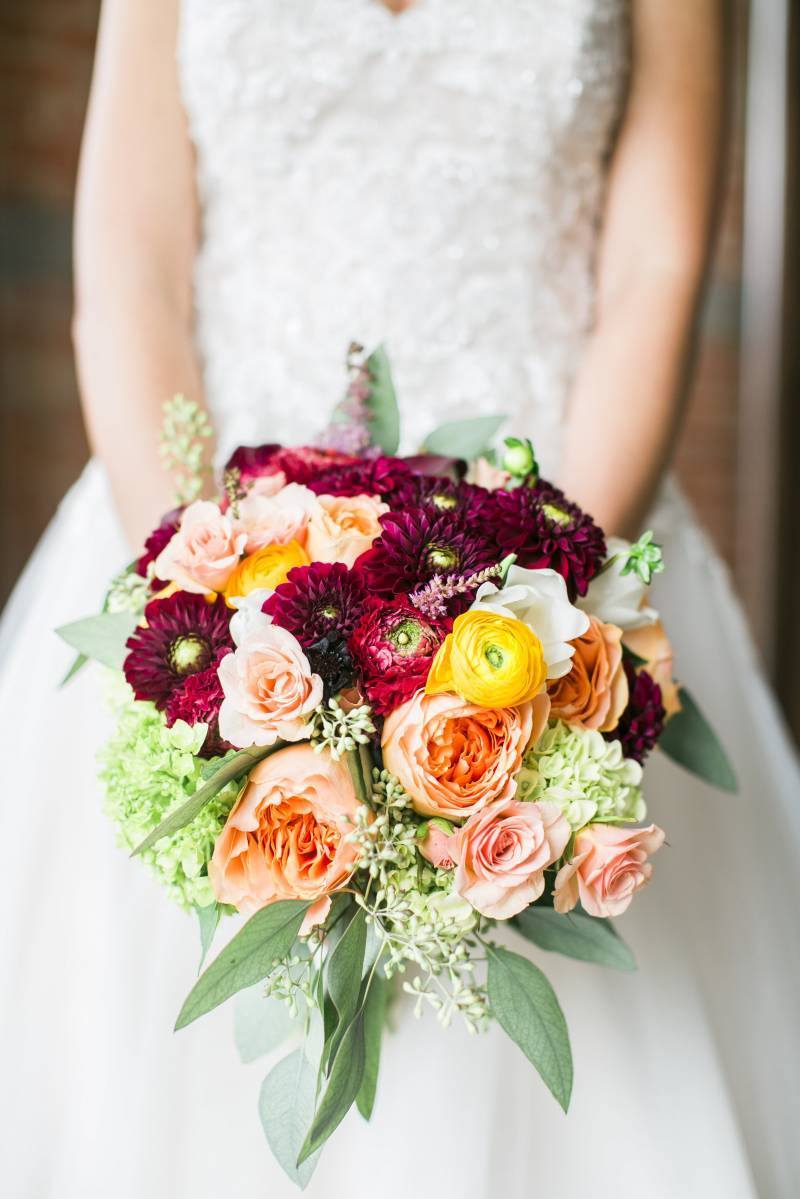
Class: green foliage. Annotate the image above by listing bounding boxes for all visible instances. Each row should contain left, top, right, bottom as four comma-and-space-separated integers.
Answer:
513, 906, 636, 972
486, 943, 573, 1112
195, 902, 223, 972
659, 686, 738, 793
259, 1048, 323, 1189
364, 345, 400, 455
159, 393, 213, 505
297, 1004, 367, 1166
175, 899, 312, 1030
356, 974, 389, 1121
423, 414, 507, 460
56, 611, 139, 671
235, 985, 301, 1064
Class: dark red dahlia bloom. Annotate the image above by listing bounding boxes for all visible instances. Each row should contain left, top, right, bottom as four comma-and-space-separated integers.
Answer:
349, 597, 449, 715
354, 508, 496, 607
164, 652, 231, 758
478, 481, 606, 599
606, 663, 666, 764
262, 562, 367, 648
306, 455, 416, 502
123, 592, 233, 709
224, 444, 357, 487
136, 509, 182, 585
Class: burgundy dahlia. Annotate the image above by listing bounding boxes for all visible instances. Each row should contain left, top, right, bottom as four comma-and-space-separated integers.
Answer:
224, 443, 358, 488
262, 562, 367, 648
349, 597, 449, 715
164, 652, 231, 758
136, 509, 182, 586
480, 481, 606, 599
354, 508, 496, 608
306, 455, 416, 503
123, 592, 233, 709
606, 663, 666, 764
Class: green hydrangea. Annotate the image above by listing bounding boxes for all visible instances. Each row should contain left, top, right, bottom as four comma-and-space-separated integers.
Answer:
516, 720, 645, 830
99, 680, 238, 908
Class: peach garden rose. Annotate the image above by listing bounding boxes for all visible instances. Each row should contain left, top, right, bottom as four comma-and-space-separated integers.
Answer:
553, 822, 666, 918
209, 744, 360, 930
381, 688, 550, 820
234, 483, 319, 554
448, 799, 571, 919
547, 614, 628, 732
305, 493, 389, 568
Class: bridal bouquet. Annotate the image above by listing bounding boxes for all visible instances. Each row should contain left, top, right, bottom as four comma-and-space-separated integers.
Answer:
58, 346, 735, 1186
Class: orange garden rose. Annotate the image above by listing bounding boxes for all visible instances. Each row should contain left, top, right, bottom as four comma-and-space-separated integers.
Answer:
305, 493, 389, 568
426, 610, 548, 709
547, 615, 628, 732
223, 540, 310, 605
209, 744, 361, 929
382, 689, 550, 820
622, 620, 681, 717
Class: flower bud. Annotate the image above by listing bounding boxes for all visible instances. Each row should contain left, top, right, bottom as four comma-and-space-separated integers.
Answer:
501, 437, 539, 482
416, 817, 457, 869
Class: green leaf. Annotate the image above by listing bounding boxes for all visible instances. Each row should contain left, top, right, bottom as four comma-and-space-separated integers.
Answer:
658, 686, 738, 793
297, 1008, 366, 1166
365, 345, 400, 455
356, 975, 389, 1121
486, 944, 573, 1112
175, 900, 311, 1030
195, 901, 223, 973
235, 985, 301, 1064
327, 907, 367, 1031
259, 1048, 323, 1189
132, 743, 282, 856
513, 906, 636, 972
55, 610, 140, 670
423, 414, 507, 461
59, 652, 88, 687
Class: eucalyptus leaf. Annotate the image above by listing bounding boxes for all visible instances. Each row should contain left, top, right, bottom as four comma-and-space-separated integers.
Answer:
195, 901, 223, 973
423, 414, 507, 461
486, 944, 573, 1112
55, 610, 140, 670
356, 975, 389, 1121
658, 686, 738, 793
132, 742, 283, 856
297, 1008, 366, 1166
327, 907, 367, 1031
513, 906, 636, 972
259, 1048, 323, 1189
59, 653, 88, 688
175, 900, 311, 1030
235, 985, 301, 1063
365, 345, 400, 455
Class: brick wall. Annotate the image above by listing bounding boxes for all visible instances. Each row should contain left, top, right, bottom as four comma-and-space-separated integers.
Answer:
1, 0, 745, 605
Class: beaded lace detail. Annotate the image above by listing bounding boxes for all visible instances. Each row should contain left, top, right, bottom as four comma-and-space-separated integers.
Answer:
178, 0, 629, 471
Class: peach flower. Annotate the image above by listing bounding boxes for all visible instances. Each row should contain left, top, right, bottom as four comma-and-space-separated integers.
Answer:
381, 689, 550, 821
466, 457, 511, 491
553, 822, 666, 918
547, 615, 628, 732
234, 483, 319, 554
417, 818, 457, 869
248, 471, 288, 498
209, 744, 360, 930
218, 622, 323, 748
623, 620, 681, 718
449, 799, 570, 919
154, 500, 247, 594
306, 493, 389, 568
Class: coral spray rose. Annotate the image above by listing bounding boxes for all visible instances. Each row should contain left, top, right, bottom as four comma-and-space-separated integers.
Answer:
449, 799, 570, 919
547, 615, 629, 732
223, 541, 310, 605
233, 483, 319, 554
217, 623, 323, 747
382, 689, 549, 820
154, 500, 247, 594
426, 610, 547, 709
209, 744, 360, 929
553, 822, 666, 918
306, 494, 389, 568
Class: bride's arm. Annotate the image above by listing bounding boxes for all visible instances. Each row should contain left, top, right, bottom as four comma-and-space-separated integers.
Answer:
559, 0, 729, 538
72, 0, 210, 550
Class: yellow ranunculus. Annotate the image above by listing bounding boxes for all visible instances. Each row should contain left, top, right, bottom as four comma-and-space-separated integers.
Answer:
223, 540, 309, 606
425, 610, 547, 709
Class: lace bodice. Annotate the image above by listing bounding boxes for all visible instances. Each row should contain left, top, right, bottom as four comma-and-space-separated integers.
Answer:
178, 0, 629, 472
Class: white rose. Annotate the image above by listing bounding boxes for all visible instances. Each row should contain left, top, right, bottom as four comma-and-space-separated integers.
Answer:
579, 537, 658, 630
470, 566, 590, 680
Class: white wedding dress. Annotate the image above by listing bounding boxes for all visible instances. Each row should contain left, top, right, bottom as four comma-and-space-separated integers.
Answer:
2, 2, 799, 1195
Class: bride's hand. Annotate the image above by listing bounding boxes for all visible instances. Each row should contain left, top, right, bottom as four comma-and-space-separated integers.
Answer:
72, 0, 214, 552
559, 0, 729, 539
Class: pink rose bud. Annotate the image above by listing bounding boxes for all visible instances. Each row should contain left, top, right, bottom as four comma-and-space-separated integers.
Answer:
417, 818, 456, 869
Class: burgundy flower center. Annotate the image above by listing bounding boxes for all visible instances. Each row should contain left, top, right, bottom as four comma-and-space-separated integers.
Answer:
426, 543, 459, 570
431, 493, 457, 511
319, 603, 340, 620
168, 634, 212, 677
540, 502, 571, 527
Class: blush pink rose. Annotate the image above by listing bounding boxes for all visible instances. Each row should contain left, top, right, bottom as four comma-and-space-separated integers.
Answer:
234, 483, 319, 554
553, 822, 666, 918
209, 744, 360, 929
381, 689, 549, 821
154, 500, 247, 594
417, 818, 457, 869
218, 623, 323, 747
448, 800, 570, 919
306, 493, 389, 568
